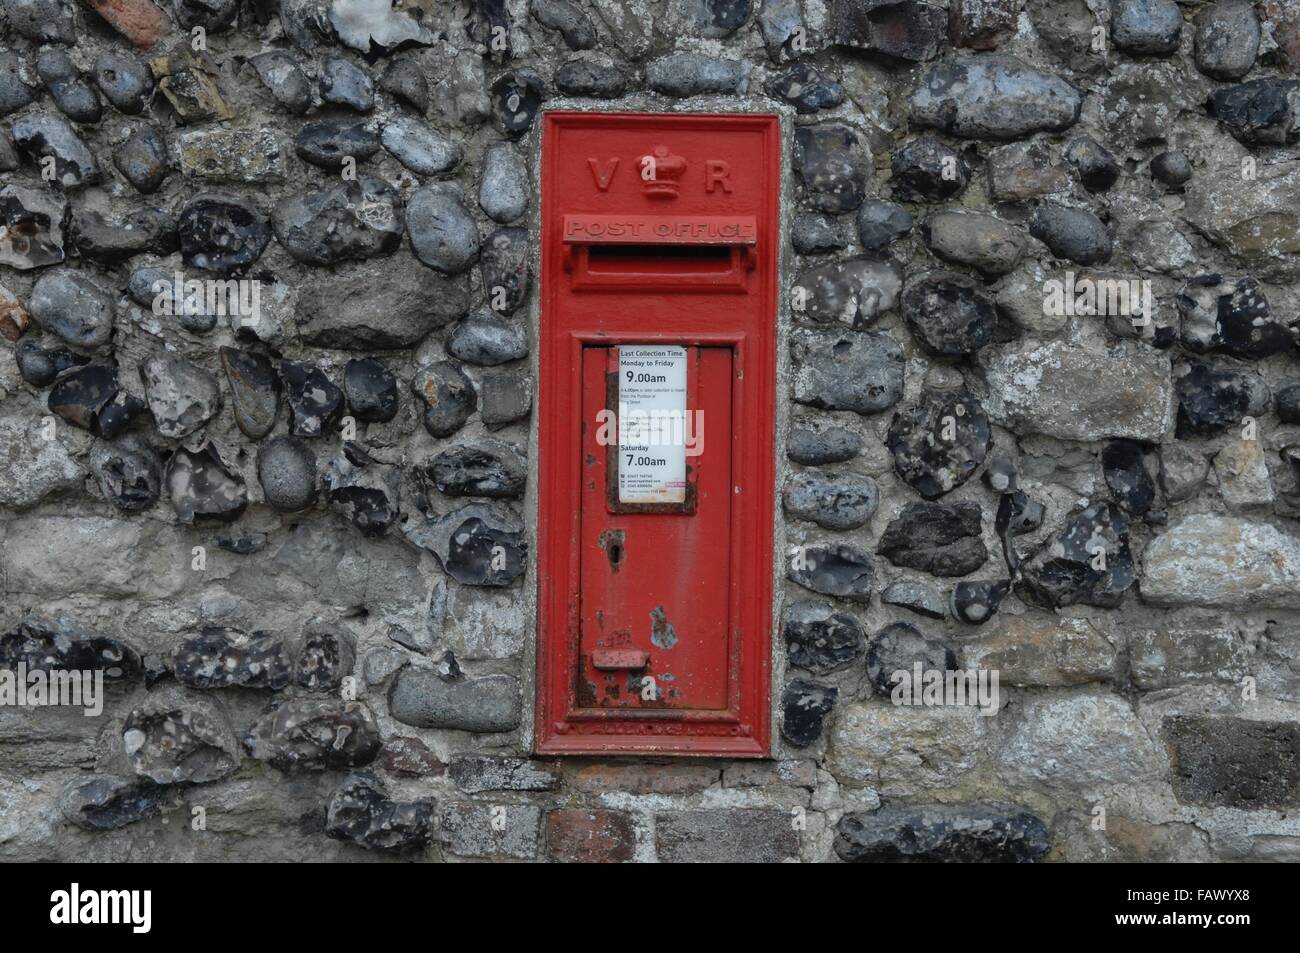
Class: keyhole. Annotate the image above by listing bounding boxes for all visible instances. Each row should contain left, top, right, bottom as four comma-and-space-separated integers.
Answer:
607, 542, 623, 567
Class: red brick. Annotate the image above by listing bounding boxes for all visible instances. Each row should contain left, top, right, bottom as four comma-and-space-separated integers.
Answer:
381, 736, 445, 777
547, 809, 636, 863
1262, 0, 1300, 66
570, 762, 719, 794
84, 0, 168, 49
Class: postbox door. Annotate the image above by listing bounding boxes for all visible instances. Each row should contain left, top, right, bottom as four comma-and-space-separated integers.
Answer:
578, 345, 734, 711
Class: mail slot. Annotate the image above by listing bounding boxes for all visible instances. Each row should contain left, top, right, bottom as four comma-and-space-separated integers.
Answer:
536, 112, 779, 757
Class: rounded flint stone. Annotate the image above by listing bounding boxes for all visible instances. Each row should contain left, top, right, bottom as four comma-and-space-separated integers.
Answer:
480, 227, 531, 316
1029, 202, 1113, 265
793, 123, 870, 213
258, 435, 318, 512
273, 178, 405, 266
344, 358, 399, 423
555, 58, 628, 98
296, 119, 380, 169
405, 502, 527, 586
29, 269, 115, 350
857, 199, 914, 250
783, 471, 880, 530
388, 668, 521, 732
491, 69, 544, 138
61, 775, 166, 831
11, 114, 102, 188
0, 52, 36, 117
1111, 0, 1183, 56
296, 623, 357, 692
94, 50, 153, 114
379, 57, 430, 113
320, 54, 375, 112
179, 193, 272, 274
381, 116, 462, 176
1194, 0, 1261, 81
646, 52, 751, 97
411, 360, 477, 437
901, 272, 997, 356
909, 56, 1083, 140
787, 542, 875, 602
793, 258, 903, 329
866, 622, 957, 694
791, 328, 904, 415
479, 142, 529, 223
447, 309, 528, 366
408, 184, 480, 274
950, 579, 1010, 625
17, 339, 90, 388
788, 425, 863, 465
37, 49, 102, 124
886, 390, 992, 499
219, 346, 280, 439
114, 124, 169, 194
249, 50, 312, 115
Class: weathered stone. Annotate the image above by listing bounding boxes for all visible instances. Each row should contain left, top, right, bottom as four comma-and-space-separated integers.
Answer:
0, 186, 67, 270
4, 0, 77, 43
1111, 0, 1183, 56
171, 0, 236, 31
343, 358, 399, 423
325, 772, 433, 852
178, 193, 271, 274
244, 699, 382, 771
1151, 150, 1193, 189
793, 258, 902, 329
790, 328, 904, 415
91, 434, 162, 512
1163, 715, 1300, 809
857, 200, 915, 252
48, 365, 146, 437
219, 347, 279, 439
548, 808, 635, 863
319, 54, 374, 112
381, 736, 444, 776
449, 754, 558, 793
479, 143, 528, 223
273, 178, 404, 266
656, 810, 799, 862
408, 184, 480, 274
1, 616, 141, 681
0, 52, 36, 118
781, 679, 838, 746
830, 0, 948, 61
280, 359, 343, 438
783, 599, 867, 674
784, 470, 879, 530
1128, 620, 1245, 690
379, 56, 429, 112
321, 442, 401, 536
646, 53, 750, 96
886, 390, 991, 499
166, 442, 248, 524
1016, 502, 1136, 609
382, 117, 461, 176
866, 621, 957, 694
1029, 202, 1112, 265
175, 626, 292, 690
411, 361, 477, 437
141, 354, 221, 439
878, 501, 987, 575
788, 425, 862, 465
329, 0, 436, 54
1158, 442, 1209, 503
447, 309, 528, 366
71, 206, 177, 264
791, 213, 851, 254
29, 269, 114, 350
295, 120, 379, 170
1177, 276, 1292, 359
909, 56, 1083, 139
249, 50, 312, 115
93, 49, 153, 115
1174, 361, 1268, 436
757, 0, 805, 61
836, 803, 1051, 862
1064, 135, 1121, 193
296, 259, 468, 349
881, 580, 947, 618
891, 136, 969, 201
404, 503, 527, 587
554, 58, 628, 98
481, 371, 532, 429
829, 702, 988, 791
965, 614, 1117, 686
901, 272, 997, 355
388, 668, 521, 732
1214, 437, 1274, 509
923, 211, 1026, 277
123, 690, 240, 785
950, 578, 1009, 625
439, 801, 539, 858
794, 124, 870, 213
10, 114, 101, 188
982, 336, 1174, 441
257, 435, 317, 512
949, 0, 1018, 50
531, 0, 597, 47
1208, 79, 1300, 145
1142, 515, 1300, 608
60, 775, 165, 831
787, 542, 875, 602
151, 53, 233, 124
986, 141, 1070, 201
480, 227, 531, 316
427, 442, 526, 499
1102, 440, 1155, 515
295, 623, 356, 692
766, 62, 845, 113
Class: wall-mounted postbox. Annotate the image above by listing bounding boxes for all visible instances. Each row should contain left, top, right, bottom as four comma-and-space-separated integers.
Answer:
536, 112, 780, 757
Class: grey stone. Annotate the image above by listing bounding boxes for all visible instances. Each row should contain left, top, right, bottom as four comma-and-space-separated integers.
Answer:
219, 346, 280, 439
1174, 361, 1268, 436
166, 442, 248, 523
491, 69, 544, 139
787, 542, 875, 602
4, 0, 77, 43
329, 0, 436, 54
257, 435, 318, 512
790, 328, 905, 415
0, 185, 67, 269
428, 442, 527, 498
0, 52, 37, 117
881, 580, 947, 618
757, 0, 804, 61
836, 804, 1050, 862
321, 442, 402, 536
867, 621, 957, 694
531, 0, 597, 48
320, 54, 375, 111
70, 206, 177, 265
411, 361, 477, 437
381, 117, 462, 176
783, 599, 867, 674
60, 775, 166, 831
1176, 275, 1292, 359
244, 699, 382, 771
901, 272, 997, 355
388, 668, 521, 732
1151, 150, 1193, 189
480, 226, 531, 316
891, 136, 969, 201
1158, 442, 1209, 503
91, 434, 162, 513
923, 211, 1026, 277
479, 142, 529, 223
793, 258, 903, 329
794, 123, 871, 213
554, 58, 628, 98
1141, 515, 1300, 608
830, 0, 948, 60
791, 213, 851, 254
986, 141, 1070, 201
1111, 0, 1183, 56
379, 57, 429, 112
857, 200, 914, 250
767, 62, 845, 113
1016, 502, 1136, 609
343, 358, 399, 423
439, 801, 539, 858
171, 0, 237, 31
122, 688, 241, 785
249, 50, 312, 115
449, 754, 559, 793
114, 124, 169, 194
783, 470, 880, 530
295, 119, 380, 170
37, 48, 102, 123
1029, 202, 1113, 265
656, 810, 799, 862
781, 679, 838, 746
909, 56, 1083, 139
29, 269, 114, 350
481, 371, 533, 429
273, 178, 404, 266
10, 113, 101, 188
1163, 716, 1300, 809
403, 503, 527, 586
788, 426, 863, 465
296, 622, 356, 691
296, 258, 468, 349
447, 309, 528, 366
408, 184, 480, 274
646, 52, 750, 96
141, 354, 221, 439
280, 359, 344, 438
13, 339, 87, 387
178, 192, 271, 274
1208, 79, 1300, 146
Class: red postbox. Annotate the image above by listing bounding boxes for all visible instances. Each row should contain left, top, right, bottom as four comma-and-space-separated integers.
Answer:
536, 112, 780, 756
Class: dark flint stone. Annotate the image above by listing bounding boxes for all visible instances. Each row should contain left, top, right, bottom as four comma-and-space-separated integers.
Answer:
272, 178, 405, 266
61, 775, 166, 831
325, 772, 433, 852
794, 123, 870, 213
447, 309, 528, 366
1102, 440, 1155, 515
15, 338, 89, 387
411, 361, 477, 437
878, 501, 987, 576
257, 435, 318, 512
166, 443, 249, 524
532, 0, 598, 47
47, 366, 144, 437
1175, 362, 1269, 437
857, 199, 914, 250
92, 435, 162, 513
216, 532, 267, 555
322, 442, 401, 537
787, 542, 875, 602
295, 120, 381, 169
491, 69, 544, 138
886, 389, 992, 499
781, 679, 838, 747
790, 328, 905, 415
480, 227, 531, 316
1064, 136, 1121, 192
320, 54, 375, 111
783, 470, 880, 530
379, 57, 430, 112
427, 443, 527, 499
219, 347, 280, 439
1276, 382, 1300, 424
950, 579, 1010, 625
244, 699, 382, 771
114, 124, 169, 194
1177, 275, 1293, 359
835, 804, 1051, 862
830, 0, 948, 61
178, 193, 271, 274
995, 489, 1045, 574
1015, 501, 1135, 609
791, 213, 852, 254
249, 50, 312, 115
37, 49, 102, 123
766, 63, 845, 113
891, 136, 969, 201
787, 426, 863, 465
280, 359, 344, 438
866, 621, 957, 693
344, 358, 399, 423
1, 617, 141, 681
175, 626, 292, 690
794, 258, 904, 329
554, 59, 628, 98
881, 580, 947, 618
1207, 79, 1300, 145
29, 268, 114, 349
296, 623, 356, 691
11, 114, 102, 188
0, 185, 67, 269
71, 206, 178, 265
1150, 150, 1192, 189
404, 502, 527, 586
1029, 202, 1112, 265
901, 272, 996, 356
783, 600, 867, 674
123, 692, 239, 784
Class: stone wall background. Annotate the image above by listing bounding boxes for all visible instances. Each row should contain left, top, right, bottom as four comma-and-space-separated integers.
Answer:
1, 0, 1300, 862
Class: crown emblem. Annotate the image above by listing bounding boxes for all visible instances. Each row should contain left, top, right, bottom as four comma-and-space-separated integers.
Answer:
641, 145, 687, 199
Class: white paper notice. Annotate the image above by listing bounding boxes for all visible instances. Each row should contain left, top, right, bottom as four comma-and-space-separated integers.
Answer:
618, 345, 687, 504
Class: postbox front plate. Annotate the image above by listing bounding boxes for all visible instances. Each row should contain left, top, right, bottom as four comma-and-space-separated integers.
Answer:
536, 112, 779, 757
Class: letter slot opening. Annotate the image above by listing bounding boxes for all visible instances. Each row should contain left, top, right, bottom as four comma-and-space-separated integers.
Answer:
585, 243, 736, 275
